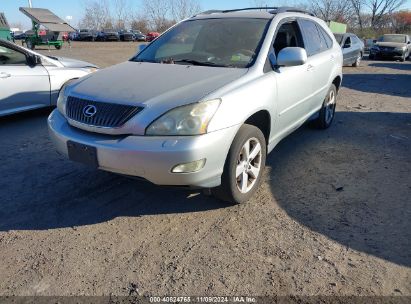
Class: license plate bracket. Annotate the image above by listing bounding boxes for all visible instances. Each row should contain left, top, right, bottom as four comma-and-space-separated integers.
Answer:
67, 141, 98, 167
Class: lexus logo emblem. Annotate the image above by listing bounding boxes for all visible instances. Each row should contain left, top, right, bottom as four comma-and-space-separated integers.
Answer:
83, 105, 97, 118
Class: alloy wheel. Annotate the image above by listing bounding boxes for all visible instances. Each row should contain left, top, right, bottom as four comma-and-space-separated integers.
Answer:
236, 138, 262, 194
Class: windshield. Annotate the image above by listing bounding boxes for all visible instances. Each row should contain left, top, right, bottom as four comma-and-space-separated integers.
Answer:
333, 34, 344, 45
132, 18, 271, 68
379, 35, 406, 43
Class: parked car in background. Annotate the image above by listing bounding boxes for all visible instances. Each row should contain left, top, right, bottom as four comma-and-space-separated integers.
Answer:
78, 29, 96, 41
363, 38, 375, 52
119, 30, 134, 41
96, 29, 120, 41
369, 34, 411, 61
133, 30, 146, 41
334, 33, 364, 67
0, 39, 98, 116
146, 32, 160, 42
68, 31, 80, 41
48, 7, 343, 204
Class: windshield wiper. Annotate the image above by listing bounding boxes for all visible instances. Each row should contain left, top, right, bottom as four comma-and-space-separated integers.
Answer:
132, 58, 157, 63
174, 59, 228, 67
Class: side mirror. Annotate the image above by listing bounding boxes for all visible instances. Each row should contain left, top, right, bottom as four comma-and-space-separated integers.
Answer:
138, 44, 147, 52
407, 41, 410, 44
275, 47, 307, 68
27, 54, 41, 66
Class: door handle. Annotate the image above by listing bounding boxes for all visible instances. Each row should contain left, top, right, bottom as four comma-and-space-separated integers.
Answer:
307, 64, 314, 72
0, 73, 11, 79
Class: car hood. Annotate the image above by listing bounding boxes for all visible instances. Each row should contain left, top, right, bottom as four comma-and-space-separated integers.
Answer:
69, 61, 248, 110
375, 42, 407, 48
52, 56, 98, 68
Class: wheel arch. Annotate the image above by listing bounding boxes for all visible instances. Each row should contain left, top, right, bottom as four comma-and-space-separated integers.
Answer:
244, 110, 271, 146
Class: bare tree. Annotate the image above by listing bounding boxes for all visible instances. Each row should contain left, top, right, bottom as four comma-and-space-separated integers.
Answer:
113, 0, 130, 29
142, 0, 172, 31
366, 0, 406, 27
308, 0, 353, 22
171, 0, 201, 21
130, 14, 151, 33
79, 0, 111, 30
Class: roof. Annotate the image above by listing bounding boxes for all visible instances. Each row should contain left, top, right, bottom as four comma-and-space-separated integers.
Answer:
19, 7, 75, 32
192, 7, 313, 20
0, 12, 10, 29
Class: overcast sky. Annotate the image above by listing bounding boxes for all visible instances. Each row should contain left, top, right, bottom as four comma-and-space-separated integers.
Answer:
2, 0, 411, 30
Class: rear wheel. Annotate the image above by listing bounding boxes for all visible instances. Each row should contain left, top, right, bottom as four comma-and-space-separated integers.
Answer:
54, 44, 62, 50
316, 84, 337, 129
212, 124, 266, 204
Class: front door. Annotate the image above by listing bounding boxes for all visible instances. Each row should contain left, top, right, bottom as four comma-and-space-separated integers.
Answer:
0, 42, 50, 115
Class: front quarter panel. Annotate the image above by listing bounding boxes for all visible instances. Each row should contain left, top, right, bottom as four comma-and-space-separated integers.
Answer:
207, 72, 277, 134
46, 67, 91, 105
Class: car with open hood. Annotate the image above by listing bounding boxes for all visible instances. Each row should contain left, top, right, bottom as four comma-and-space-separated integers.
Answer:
0, 39, 98, 116
48, 7, 343, 204
369, 34, 411, 61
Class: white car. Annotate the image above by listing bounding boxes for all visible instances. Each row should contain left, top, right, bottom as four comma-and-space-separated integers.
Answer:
0, 39, 98, 116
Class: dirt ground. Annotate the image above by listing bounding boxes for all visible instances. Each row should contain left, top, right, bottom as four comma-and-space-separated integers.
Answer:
0, 42, 410, 297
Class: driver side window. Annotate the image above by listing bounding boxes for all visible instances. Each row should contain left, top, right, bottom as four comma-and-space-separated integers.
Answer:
0, 45, 27, 65
273, 20, 304, 56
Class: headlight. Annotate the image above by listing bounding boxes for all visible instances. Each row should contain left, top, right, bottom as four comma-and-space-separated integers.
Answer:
83, 67, 98, 73
146, 99, 221, 136
395, 46, 406, 51
57, 81, 74, 115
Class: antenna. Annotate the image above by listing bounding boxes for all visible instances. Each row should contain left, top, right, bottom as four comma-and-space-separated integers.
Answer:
28, 0, 33, 8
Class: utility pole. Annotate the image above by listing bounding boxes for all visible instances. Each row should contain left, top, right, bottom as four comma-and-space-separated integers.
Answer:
28, 0, 33, 8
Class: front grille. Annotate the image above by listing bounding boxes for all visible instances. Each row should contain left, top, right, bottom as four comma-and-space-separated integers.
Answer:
66, 96, 143, 128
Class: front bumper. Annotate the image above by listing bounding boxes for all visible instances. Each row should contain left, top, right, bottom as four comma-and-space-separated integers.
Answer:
370, 48, 405, 58
48, 110, 239, 188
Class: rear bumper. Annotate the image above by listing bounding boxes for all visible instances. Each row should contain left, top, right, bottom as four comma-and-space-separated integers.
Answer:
48, 110, 239, 188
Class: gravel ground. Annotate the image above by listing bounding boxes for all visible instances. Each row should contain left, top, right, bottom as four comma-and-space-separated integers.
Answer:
0, 42, 410, 296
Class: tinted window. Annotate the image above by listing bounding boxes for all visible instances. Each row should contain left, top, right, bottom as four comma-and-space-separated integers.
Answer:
317, 25, 333, 48
334, 33, 344, 45
299, 19, 326, 56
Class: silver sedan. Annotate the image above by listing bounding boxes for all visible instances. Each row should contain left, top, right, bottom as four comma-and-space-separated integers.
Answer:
0, 39, 98, 116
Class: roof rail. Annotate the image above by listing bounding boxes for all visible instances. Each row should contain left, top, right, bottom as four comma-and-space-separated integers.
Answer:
272, 7, 314, 16
196, 7, 314, 17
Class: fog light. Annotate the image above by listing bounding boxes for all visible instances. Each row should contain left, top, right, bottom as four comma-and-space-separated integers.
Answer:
172, 159, 206, 173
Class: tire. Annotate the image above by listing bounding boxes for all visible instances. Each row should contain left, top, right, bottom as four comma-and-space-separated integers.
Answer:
26, 40, 34, 50
315, 84, 337, 129
54, 44, 62, 50
212, 124, 267, 204
369, 54, 374, 60
399, 54, 406, 62
352, 53, 362, 67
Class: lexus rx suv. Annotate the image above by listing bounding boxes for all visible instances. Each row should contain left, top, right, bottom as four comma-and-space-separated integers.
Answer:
48, 7, 343, 204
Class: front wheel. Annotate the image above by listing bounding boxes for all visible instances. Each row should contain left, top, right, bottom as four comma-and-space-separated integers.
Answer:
212, 124, 266, 204
352, 54, 362, 67
26, 40, 34, 50
315, 84, 337, 129
54, 44, 62, 50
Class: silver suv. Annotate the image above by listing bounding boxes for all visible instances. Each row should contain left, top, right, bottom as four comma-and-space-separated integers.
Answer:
48, 7, 343, 204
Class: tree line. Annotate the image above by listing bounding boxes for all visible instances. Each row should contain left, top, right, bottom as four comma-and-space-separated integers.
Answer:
79, 0, 410, 37
79, 0, 201, 33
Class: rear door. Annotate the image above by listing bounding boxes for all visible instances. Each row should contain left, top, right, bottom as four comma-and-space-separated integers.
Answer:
0, 42, 50, 115
298, 19, 335, 112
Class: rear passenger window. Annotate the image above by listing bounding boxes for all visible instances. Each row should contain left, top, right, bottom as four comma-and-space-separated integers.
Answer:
299, 19, 327, 56
316, 24, 333, 49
